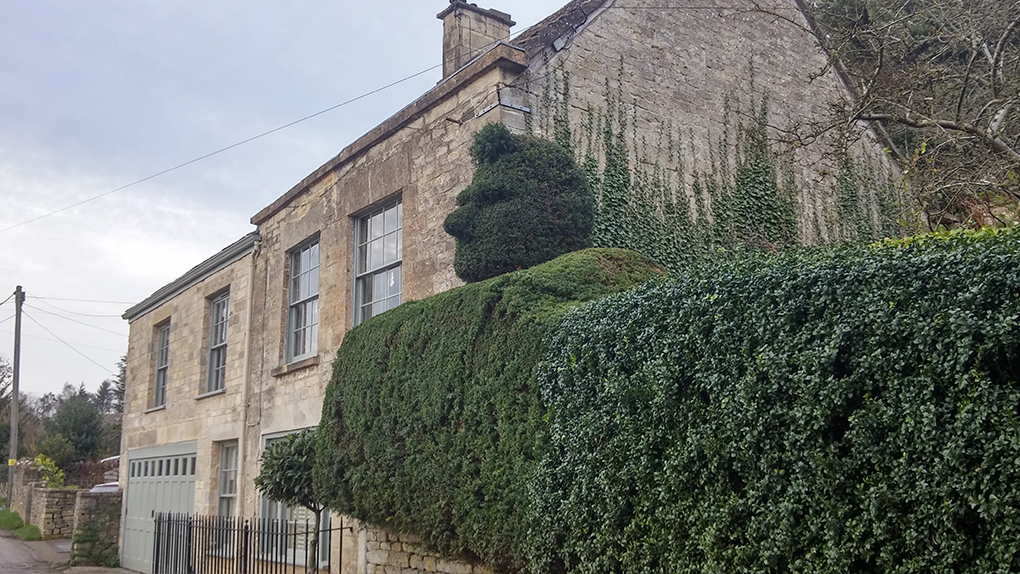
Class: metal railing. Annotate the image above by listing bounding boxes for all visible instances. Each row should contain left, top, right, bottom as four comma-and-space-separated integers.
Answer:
153, 512, 340, 574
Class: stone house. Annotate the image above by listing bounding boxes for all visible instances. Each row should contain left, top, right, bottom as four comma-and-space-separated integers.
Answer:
119, 1, 879, 572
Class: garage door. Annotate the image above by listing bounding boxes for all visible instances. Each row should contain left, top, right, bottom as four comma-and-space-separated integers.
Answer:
122, 442, 198, 573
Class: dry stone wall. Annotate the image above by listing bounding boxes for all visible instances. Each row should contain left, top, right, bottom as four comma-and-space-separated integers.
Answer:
71, 491, 122, 566
362, 527, 492, 574
31, 487, 78, 539
8, 464, 39, 521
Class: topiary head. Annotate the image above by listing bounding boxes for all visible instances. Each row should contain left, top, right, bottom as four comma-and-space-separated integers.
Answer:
444, 123, 594, 282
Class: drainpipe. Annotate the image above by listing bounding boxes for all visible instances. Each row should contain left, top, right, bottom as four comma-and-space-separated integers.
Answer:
237, 237, 261, 517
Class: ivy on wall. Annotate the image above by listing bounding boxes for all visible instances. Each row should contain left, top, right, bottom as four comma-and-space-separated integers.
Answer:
519, 66, 908, 268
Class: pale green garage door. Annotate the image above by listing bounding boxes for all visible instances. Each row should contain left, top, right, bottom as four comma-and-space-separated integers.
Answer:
121, 442, 198, 573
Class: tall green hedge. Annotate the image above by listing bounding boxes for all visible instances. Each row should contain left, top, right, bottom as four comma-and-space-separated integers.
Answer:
534, 228, 1020, 573
314, 248, 663, 571
443, 123, 595, 283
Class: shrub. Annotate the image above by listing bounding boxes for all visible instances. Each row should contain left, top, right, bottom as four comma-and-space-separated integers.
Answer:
36, 433, 75, 468
315, 248, 662, 572
255, 430, 323, 572
0, 508, 24, 531
533, 227, 1020, 573
13, 524, 41, 541
443, 123, 595, 282
33, 454, 65, 488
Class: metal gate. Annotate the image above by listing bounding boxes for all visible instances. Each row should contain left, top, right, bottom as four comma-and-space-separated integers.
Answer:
122, 442, 198, 573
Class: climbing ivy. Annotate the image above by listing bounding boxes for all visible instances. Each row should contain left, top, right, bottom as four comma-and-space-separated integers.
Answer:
521, 65, 909, 268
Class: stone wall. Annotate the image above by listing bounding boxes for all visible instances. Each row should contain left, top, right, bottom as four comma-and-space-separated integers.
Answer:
30, 487, 78, 539
9, 463, 39, 522
361, 527, 492, 574
71, 491, 122, 567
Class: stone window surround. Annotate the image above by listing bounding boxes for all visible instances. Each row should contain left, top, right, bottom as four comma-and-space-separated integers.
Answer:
152, 320, 171, 409
353, 195, 403, 327
218, 441, 239, 518
284, 235, 321, 364
205, 289, 231, 394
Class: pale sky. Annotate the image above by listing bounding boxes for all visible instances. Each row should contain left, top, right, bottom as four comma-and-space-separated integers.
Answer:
0, 1, 555, 396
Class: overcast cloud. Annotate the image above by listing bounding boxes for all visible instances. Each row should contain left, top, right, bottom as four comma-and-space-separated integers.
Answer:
0, 0, 553, 396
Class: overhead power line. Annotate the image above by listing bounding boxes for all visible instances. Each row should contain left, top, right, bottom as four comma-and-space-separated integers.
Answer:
22, 311, 116, 375
0, 5, 800, 236
0, 328, 125, 353
0, 292, 13, 308
31, 297, 125, 318
0, 63, 442, 234
0, 314, 13, 326
23, 304, 128, 337
31, 295, 137, 305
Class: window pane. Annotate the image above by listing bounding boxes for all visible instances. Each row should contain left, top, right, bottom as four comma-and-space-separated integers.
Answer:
374, 271, 387, 302
388, 266, 401, 297
358, 218, 369, 245
384, 205, 398, 234
373, 301, 386, 317
384, 233, 398, 264
358, 277, 371, 306
370, 212, 383, 239
309, 266, 319, 296
370, 239, 383, 270
291, 275, 302, 303
309, 243, 319, 267
357, 244, 367, 272
397, 229, 402, 260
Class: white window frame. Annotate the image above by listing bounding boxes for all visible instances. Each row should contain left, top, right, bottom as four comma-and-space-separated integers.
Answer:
206, 291, 230, 393
354, 198, 402, 326
287, 240, 319, 362
218, 442, 238, 517
153, 322, 170, 407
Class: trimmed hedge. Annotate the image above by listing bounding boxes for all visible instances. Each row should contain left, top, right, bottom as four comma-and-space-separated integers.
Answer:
534, 228, 1020, 573
315, 248, 663, 571
443, 123, 595, 283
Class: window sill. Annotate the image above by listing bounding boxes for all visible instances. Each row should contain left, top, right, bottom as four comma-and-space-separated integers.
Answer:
271, 355, 320, 378
144, 405, 166, 414
196, 388, 226, 401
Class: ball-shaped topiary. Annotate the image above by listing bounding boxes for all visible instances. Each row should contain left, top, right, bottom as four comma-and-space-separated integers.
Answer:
443, 123, 594, 282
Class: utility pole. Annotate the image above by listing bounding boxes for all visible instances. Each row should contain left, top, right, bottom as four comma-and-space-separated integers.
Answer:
6, 286, 23, 508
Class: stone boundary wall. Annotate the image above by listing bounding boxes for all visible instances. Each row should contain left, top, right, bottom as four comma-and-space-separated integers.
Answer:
70, 491, 122, 566
31, 487, 78, 539
8, 463, 40, 522
363, 526, 493, 574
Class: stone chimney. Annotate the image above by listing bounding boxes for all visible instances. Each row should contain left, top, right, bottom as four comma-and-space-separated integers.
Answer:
437, 1, 515, 79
